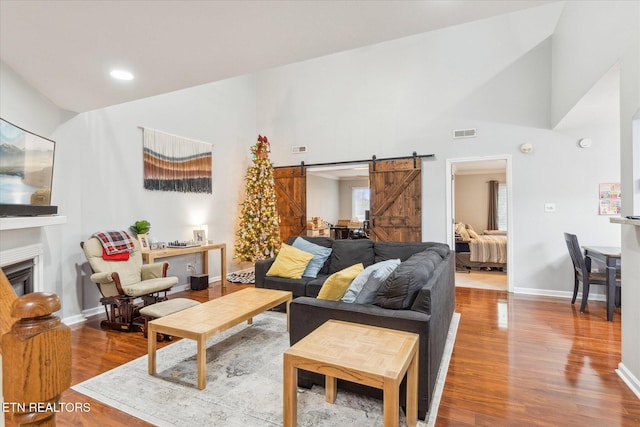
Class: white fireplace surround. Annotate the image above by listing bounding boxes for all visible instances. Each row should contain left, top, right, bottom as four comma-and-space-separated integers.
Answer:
0, 244, 44, 293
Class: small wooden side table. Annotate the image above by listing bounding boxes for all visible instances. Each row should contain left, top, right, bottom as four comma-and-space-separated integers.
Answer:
283, 320, 419, 427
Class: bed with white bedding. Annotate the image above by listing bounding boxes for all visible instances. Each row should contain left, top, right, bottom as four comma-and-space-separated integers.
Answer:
455, 224, 507, 270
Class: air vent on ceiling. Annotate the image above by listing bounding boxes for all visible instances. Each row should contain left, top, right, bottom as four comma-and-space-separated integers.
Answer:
453, 128, 477, 139
291, 145, 307, 154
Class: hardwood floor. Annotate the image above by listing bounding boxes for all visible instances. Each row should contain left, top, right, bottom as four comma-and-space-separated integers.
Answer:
455, 270, 507, 291
6, 283, 639, 426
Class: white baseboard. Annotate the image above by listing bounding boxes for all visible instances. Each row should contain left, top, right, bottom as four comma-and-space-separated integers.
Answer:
62, 314, 87, 326
617, 363, 640, 400
79, 305, 105, 321
513, 287, 606, 302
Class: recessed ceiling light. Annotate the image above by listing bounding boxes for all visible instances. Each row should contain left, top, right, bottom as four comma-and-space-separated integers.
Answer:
110, 69, 134, 81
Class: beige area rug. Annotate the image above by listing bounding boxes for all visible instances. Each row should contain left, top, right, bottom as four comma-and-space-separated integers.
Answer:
73, 311, 460, 427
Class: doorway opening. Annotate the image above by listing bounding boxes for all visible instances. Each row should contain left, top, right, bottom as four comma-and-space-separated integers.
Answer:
306, 163, 370, 239
446, 156, 513, 292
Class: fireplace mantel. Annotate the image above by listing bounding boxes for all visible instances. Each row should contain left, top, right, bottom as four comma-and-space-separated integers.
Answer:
0, 215, 67, 231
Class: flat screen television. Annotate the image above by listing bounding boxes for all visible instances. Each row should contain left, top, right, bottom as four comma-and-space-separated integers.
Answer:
0, 118, 58, 216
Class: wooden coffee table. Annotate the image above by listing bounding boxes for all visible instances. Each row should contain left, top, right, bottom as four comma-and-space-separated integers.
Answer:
283, 320, 419, 427
147, 287, 292, 390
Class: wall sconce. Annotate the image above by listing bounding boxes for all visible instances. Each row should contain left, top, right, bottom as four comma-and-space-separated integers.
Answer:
578, 138, 592, 148
519, 143, 533, 154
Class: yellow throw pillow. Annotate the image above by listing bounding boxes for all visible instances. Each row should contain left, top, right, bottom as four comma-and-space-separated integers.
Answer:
266, 243, 314, 279
317, 263, 364, 301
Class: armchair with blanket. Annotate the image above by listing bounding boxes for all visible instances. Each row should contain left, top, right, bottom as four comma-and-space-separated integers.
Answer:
81, 231, 178, 333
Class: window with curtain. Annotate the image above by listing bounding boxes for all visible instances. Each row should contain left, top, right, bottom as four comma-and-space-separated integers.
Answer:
352, 187, 370, 221
488, 180, 508, 231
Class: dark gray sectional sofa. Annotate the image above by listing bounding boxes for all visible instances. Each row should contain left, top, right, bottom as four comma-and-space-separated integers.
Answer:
254, 236, 455, 420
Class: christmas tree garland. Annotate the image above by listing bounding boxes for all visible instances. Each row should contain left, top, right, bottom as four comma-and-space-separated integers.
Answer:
234, 135, 281, 262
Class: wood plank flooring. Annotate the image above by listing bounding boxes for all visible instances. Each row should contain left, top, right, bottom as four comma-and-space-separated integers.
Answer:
6, 283, 639, 426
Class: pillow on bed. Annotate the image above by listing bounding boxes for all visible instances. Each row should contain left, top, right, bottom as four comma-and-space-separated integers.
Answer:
467, 228, 480, 239
463, 223, 480, 239
455, 223, 471, 241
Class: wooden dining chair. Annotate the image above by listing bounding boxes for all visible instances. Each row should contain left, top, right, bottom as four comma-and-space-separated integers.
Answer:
564, 232, 621, 319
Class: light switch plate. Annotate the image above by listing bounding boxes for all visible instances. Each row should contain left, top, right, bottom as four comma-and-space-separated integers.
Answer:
544, 203, 556, 212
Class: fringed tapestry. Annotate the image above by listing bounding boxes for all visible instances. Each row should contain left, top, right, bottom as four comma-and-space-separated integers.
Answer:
142, 127, 212, 193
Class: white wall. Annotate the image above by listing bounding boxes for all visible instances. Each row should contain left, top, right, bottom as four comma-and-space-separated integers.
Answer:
455, 172, 505, 233
0, 61, 73, 318
0, 61, 70, 135
306, 174, 339, 224
60, 76, 257, 317
2, 3, 638, 391
338, 178, 368, 221
255, 2, 623, 296
551, 0, 640, 399
1, 68, 257, 320
551, 1, 638, 127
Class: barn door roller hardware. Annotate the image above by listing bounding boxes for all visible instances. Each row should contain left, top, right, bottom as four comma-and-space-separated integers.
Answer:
276, 153, 434, 171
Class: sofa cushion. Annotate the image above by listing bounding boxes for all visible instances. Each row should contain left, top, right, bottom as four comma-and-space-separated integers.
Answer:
262, 275, 313, 297
266, 243, 314, 279
329, 239, 375, 273
425, 244, 450, 258
291, 237, 333, 278
353, 258, 401, 304
374, 241, 432, 263
374, 248, 445, 309
342, 258, 401, 303
305, 275, 330, 297
317, 263, 364, 301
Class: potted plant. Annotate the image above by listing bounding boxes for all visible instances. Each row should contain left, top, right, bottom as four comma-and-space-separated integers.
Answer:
130, 220, 151, 235
130, 220, 151, 252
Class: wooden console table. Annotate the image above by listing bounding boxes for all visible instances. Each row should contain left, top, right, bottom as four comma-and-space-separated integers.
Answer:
142, 243, 227, 288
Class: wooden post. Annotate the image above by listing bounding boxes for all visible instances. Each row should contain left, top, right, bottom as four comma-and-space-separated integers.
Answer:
1, 270, 71, 426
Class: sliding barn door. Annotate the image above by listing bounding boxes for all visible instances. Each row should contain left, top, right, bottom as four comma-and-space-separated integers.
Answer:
369, 158, 422, 242
273, 166, 307, 243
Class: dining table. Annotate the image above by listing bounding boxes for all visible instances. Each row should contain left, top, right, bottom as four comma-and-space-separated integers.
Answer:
583, 246, 621, 321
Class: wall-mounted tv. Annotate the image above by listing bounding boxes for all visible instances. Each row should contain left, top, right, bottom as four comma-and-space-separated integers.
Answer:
0, 118, 58, 217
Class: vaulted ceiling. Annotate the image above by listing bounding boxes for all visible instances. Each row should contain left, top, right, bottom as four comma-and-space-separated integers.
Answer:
0, 1, 555, 113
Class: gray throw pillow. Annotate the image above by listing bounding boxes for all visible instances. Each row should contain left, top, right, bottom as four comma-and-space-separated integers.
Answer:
374, 249, 444, 309
342, 259, 400, 303
353, 259, 400, 304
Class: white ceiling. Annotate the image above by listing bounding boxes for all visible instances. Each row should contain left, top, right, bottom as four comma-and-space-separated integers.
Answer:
0, 0, 554, 113
307, 163, 370, 180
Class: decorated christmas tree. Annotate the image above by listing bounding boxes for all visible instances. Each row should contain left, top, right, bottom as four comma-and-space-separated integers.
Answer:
235, 135, 281, 262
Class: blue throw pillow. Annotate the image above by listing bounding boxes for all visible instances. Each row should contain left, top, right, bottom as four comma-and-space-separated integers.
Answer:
352, 259, 401, 304
291, 237, 333, 278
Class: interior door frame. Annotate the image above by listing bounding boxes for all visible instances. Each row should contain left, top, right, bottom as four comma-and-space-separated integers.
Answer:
445, 154, 514, 293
